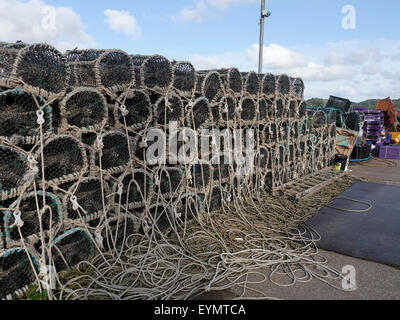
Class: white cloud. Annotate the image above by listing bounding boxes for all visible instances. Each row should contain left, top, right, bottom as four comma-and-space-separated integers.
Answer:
189, 40, 400, 101
172, 0, 257, 23
0, 0, 94, 52
104, 9, 142, 39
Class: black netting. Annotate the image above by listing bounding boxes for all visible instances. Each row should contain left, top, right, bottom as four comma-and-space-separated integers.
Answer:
291, 77, 304, 98
5, 191, 62, 243
212, 154, 232, 182
240, 97, 257, 123
156, 167, 184, 198
277, 74, 291, 96
14, 44, 69, 97
187, 97, 211, 130
154, 93, 184, 126
0, 247, 39, 300
242, 72, 259, 96
311, 110, 327, 129
0, 89, 52, 142
262, 73, 276, 96
114, 170, 153, 209
264, 171, 273, 190
173, 61, 196, 95
145, 204, 171, 232
65, 177, 108, 220
98, 50, 134, 91
51, 228, 95, 271
61, 88, 107, 131
116, 89, 152, 130
288, 100, 297, 119
0, 48, 18, 79
196, 71, 223, 103
174, 194, 203, 222
97, 131, 131, 173
205, 186, 223, 212
256, 147, 269, 170
298, 101, 307, 118
218, 68, 242, 95
275, 97, 285, 119
189, 163, 212, 191
39, 135, 86, 184
141, 55, 173, 91
258, 98, 267, 121
0, 145, 28, 199
222, 95, 237, 122
279, 121, 289, 142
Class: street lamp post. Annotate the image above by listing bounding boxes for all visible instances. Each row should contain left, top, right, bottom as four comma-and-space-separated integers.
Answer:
258, 0, 271, 74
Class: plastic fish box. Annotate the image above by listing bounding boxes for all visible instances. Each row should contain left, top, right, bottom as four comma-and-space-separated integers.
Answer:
379, 145, 400, 160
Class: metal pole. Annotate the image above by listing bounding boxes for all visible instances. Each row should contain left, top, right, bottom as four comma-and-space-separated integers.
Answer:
258, 0, 266, 74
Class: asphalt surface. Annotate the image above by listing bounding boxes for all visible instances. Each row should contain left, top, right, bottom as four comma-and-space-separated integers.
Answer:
202, 159, 400, 300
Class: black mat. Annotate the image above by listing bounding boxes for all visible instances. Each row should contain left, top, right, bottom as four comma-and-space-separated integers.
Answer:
305, 181, 400, 267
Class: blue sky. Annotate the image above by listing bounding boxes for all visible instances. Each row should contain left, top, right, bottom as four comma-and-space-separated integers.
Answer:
1, 0, 399, 101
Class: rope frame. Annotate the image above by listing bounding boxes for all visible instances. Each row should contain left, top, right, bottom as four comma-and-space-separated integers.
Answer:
37, 134, 89, 187
60, 87, 108, 133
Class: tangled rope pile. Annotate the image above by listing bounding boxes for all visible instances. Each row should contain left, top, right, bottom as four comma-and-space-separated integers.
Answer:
0, 41, 344, 300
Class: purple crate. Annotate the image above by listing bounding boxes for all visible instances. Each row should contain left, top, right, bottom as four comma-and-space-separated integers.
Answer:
379, 145, 400, 160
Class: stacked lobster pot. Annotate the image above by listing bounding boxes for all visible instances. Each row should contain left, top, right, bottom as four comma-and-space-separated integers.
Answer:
0, 41, 336, 300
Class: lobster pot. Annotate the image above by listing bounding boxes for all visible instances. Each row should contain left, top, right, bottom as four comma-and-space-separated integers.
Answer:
290, 77, 305, 100
0, 247, 39, 300
258, 98, 268, 124
195, 71, 223, 104
239, 96, 257, 126
112, 169, 154, 210
140, 55, 173, 93
92, 131, 132, 174
96, 50, 135, 93
242, 71, 260, 97
0, 89, 52, 145
172, 193, 204, 223
186, 97, 215, 130
187, 161, 213, 194
0, 42, 28, 49
279, 120, 289, 143
270, 122, 279, 144
297, 101, 307, 119
60, 87, 107, 133
100, 215, 135, 251
220, 94, 238, 127
114, 89, 152, 131
276, 74, 291, 97
255, 146, 270, 173
261, 73, 276, 99
38, 135, 88, 186
131, 55, 149, 89
172, 61, 197, 97
275, 95, 288, 119
154, 93, 184, 128
154, 166, 185, 200
65, 50, 105, 88
211, 152, 235, 184
290, 120, 300, 142
4, 191, 63, 246
49, 228, 95, 272
63, 177, 110, 222
288, 99, 298, 120
217, 68, 243, 96
0, 145, 29, 201
262, 170, 274, 191
0, 44, 69, 100
261, 124, 272, 146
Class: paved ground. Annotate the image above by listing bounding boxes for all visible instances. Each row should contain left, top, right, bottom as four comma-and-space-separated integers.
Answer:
203, 159, 400, 300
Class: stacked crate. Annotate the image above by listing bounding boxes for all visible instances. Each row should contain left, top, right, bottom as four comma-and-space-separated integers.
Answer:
354, 108, 386, 145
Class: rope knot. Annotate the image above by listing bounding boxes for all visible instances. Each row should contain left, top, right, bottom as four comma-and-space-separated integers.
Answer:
10, 210, 24, 228
36, 110, 45, 125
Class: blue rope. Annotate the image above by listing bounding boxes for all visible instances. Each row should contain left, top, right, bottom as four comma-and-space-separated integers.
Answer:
349, 154, 372, 162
